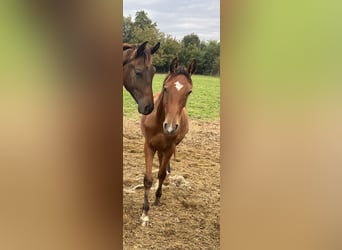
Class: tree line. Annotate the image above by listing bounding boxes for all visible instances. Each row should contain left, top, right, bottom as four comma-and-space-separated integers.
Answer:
123, 11, 220, 76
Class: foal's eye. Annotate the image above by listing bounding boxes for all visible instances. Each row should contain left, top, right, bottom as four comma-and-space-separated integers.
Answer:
186, 90, 192, 96
135, 72, 143, 78
163, 86, 168, 93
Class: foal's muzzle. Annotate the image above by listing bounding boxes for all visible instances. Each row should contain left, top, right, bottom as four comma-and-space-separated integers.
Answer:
163, 122, 179, 134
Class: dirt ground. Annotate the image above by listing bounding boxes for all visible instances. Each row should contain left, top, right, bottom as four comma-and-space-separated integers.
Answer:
123, 117, 220, 250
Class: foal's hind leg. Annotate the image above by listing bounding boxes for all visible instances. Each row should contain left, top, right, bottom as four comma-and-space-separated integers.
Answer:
154, 148, 174, 206
157, 151, 171, 174
141, 143, 155, 226
166, 161, 171, 174
154, 151, 164, 206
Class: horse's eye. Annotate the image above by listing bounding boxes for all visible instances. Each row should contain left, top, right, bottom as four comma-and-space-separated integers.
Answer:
136, 72, 143, 78
163, 86, 168, 93
186, 90, 192, 96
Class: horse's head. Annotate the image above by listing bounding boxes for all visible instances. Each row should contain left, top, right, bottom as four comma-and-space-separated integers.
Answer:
162, 57, 196, 134
123, 41, 160, 115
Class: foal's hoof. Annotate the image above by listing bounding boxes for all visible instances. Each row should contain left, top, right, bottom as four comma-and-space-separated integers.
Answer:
140, 213, 149, 227
153, 199, 161, 206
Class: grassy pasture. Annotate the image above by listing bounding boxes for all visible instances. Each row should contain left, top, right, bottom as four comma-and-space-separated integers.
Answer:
123, 74, 220, 120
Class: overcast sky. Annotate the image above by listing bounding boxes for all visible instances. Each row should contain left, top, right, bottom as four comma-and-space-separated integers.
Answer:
123, 0, 220, 42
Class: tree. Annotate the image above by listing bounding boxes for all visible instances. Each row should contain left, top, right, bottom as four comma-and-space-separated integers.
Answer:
155, 34, 182, 72
123, 11, 220, 76
123, 16, 134, 43
123, 11, 159, 44
178, 33, 201, 69
199, 40, 220, 75
134, 10, 157, 30
182, 33, 200, 48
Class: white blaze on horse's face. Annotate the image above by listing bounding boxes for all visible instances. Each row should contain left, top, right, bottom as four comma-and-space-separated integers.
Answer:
174, 81, 184, 91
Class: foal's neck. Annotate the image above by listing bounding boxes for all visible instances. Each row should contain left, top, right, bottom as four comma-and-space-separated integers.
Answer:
155, 90, 166, 125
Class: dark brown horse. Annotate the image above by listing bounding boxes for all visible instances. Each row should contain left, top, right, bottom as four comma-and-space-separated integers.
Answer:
140, 57, 197, 226
123, 41, 160, 115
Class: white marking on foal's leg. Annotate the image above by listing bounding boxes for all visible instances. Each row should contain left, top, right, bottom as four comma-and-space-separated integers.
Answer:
140, 211, 149, 226
174, 81, 184, 91
166, 162, 171, 174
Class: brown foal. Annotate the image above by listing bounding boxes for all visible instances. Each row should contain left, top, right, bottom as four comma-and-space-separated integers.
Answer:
140, 57, 197, 226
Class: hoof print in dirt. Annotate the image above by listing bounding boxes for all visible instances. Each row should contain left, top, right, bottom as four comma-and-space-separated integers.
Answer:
170, 175, 188, 187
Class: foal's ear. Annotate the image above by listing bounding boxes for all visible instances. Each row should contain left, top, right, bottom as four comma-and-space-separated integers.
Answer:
188, 59, 197, 75
136, 41, 148, 57
169, 57, 178, 73
150, 42, 160, 55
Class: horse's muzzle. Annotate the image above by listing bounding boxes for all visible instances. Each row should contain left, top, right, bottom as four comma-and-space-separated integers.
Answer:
139, 103, 154, 115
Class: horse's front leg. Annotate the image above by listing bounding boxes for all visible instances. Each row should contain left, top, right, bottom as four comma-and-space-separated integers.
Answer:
154, 146, 174, 206
140, 142, 155, 226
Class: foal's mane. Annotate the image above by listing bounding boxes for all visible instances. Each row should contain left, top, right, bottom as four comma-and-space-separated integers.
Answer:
163, 66, 193, 86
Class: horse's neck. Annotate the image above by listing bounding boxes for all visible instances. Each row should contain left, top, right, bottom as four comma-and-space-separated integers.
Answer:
122, 51, 131, 85
122, 67, 127, 85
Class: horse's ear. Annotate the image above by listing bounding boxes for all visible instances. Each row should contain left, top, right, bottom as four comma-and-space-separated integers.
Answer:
150, 42, 160, 55
136, 41, 148, 57
188, 59, 197, 75
169, 57, 178, 73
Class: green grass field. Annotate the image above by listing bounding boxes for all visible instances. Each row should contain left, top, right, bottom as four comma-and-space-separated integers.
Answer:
123, 74, 220, 120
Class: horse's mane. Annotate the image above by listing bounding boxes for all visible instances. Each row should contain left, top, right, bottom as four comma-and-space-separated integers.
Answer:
123, 43, 136, 51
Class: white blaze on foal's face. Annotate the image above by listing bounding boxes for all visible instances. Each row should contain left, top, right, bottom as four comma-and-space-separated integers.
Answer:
174, 81, 184, 91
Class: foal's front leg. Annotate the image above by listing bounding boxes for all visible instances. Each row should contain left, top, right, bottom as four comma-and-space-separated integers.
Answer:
154, 147, 174, 206
140, 142, 155, 226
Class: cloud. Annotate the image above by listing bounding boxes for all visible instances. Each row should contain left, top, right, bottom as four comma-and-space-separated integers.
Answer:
123, 0, 220, 41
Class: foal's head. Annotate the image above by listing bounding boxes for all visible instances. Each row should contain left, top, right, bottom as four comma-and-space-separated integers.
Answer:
162, 57, 197, 134
123, 41, 160, 115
